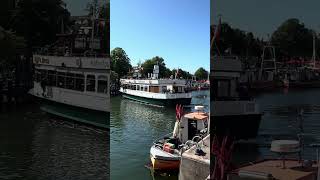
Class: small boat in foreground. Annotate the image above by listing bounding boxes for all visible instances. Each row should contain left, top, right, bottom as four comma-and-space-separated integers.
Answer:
150, 105, 209, 170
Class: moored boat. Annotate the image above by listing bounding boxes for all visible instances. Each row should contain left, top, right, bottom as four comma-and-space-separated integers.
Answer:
29, 9, 110, 128
211, 56, 262, 140
150, 105, 209, 170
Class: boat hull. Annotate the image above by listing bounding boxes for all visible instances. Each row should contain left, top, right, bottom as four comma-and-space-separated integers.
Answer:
38, 97, 109, 129
211, 114, 262, 140
150, 155, 180, 170
122, 93, 191, 106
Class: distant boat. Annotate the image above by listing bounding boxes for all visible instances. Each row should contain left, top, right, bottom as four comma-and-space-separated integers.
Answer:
119, 65, 192, 106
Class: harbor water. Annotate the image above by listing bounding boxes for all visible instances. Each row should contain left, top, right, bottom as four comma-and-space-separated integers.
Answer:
0, 102, 109, 180
110, 90, 209, 180
234, 88, 320, 165
3, 89, 319, 179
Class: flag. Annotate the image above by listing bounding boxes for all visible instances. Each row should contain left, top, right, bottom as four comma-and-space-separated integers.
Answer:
175, 68, 179, 79
214, 16, 221, 42
211, 16, 221, 49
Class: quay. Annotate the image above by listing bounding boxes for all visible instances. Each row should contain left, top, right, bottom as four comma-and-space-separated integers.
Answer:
179, 134, 210, 180
0, 77, 32, 104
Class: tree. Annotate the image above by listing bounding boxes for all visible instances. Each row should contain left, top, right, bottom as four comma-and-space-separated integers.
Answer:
0, 26, 26, 69
271, 18, 314, 58
171, 68, 192, 79
11, 0, 70, 48
194, 67, 208, 80
211, 23, 263, 58
141, 56, 169, 78
111, 47, 132, 78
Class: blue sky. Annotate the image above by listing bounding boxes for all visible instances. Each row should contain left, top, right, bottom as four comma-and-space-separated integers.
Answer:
212, 0, 320, 39
111, 0, 210, 74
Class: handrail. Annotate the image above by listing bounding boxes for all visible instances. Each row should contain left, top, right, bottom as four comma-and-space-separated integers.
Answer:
153, 132, 173, 144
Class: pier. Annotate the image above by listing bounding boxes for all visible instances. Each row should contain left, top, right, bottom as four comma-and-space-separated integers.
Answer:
0, 76, 32, 104
179, 135, 210, 180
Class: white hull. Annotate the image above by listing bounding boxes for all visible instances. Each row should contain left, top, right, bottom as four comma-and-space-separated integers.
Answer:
119, 88, 191, 100
31, 82, 109, 112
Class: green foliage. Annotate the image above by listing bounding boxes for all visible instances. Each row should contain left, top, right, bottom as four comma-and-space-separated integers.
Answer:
212, 18, 318, 60
141, 56, 170, 78
194, 67, 208, 80
271, 18, 314, 58
171, 68, 192, 79
11, 0, 70, 48
211, 23, 263, 58
111, 47, 132, 78
0, 27, 26, 67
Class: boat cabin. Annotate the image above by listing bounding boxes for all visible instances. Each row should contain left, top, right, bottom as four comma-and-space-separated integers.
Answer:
211, 56, 248, 101
33, 55, 110, 96
179, 108, 209, 143
34, 68, 108, 95
120, 79, 188, 94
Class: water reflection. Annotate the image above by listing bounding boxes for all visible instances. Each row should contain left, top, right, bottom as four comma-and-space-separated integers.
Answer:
0, 104, 109, 180
237, 89, 320, 164
110, 90, 209, 180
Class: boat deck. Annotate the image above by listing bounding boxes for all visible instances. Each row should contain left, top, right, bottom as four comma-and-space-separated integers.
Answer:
229, 159, 318, 180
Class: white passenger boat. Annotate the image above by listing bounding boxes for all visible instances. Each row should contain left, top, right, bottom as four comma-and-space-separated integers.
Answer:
120, 65, 192, 106
29, 11, 110, 128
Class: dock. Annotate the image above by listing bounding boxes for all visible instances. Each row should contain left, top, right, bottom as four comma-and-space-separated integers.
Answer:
179, 134, 210, 180
0, 78, 32, 104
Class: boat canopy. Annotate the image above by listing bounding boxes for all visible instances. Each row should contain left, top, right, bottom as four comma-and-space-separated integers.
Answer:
184, 112, 208, 121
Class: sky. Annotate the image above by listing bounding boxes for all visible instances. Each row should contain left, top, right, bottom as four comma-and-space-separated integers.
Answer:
110, 0, 210, 74
211, 0, 320, 39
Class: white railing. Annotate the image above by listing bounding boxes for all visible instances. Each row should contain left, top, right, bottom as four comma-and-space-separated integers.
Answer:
211, 100, 259, 116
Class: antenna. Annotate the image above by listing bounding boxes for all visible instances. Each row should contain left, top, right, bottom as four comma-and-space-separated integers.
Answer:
91, 0, 98, 52
312, 31, 316, 68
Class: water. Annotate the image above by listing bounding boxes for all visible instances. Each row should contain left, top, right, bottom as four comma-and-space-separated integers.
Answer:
110, 90, 209, 180
0, 102, 109, 180
234, 88, 320, 164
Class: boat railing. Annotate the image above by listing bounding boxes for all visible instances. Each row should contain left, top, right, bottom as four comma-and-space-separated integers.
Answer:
153, 132, 173, 145
213, 96, 253, 101
34, 50, 109, 58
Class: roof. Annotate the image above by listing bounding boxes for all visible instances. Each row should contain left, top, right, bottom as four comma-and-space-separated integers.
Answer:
184, 112, 209, 121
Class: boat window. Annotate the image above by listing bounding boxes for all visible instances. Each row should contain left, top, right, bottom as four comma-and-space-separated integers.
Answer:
140, 86, 143, 91
97, 75, 108, 94
86, 74, 95, 92
57, 72, 66, 88
35, 69, 41, 82
47, 70, 56, 86
217, 80, 230, 97
188, 119, 198, 140
66, 73, 75, 90
144, 86, 148, 92
40, 69, 48, 81
75, 74, 84, 91
136, 85, 140, 91
162, 86, 167, 93
149, 86, 159, 93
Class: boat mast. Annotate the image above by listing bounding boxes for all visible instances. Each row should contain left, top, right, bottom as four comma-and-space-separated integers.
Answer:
312, 31, 316, 68
91, 0, 98, 52
211, 15, 222, 56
